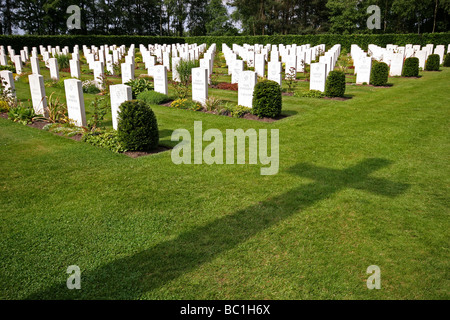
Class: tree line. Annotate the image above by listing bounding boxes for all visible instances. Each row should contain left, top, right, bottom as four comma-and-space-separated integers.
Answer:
0, 0, 449, 36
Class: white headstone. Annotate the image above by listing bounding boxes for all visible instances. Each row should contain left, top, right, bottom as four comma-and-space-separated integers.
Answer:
64, 79, 86, 126
93, 61, 105, 89
0, 53, 7, 66
13, 55, 23, 74
153, 65, 168, 95
192, 67, 208, 106
238, 71, 257, 108
231, 60, 244, 84
110, 84, 132, 130
285, 55, 297, 79
28, 74, 47, 116
415, 50, 427, 69
389, 53, 404, 76
255, 53, 265, 78
268, 61, 282, 85
69, 59, 80, 78
356, 57, 372, 84
30, 56, 40, 74
0, 70, 15, 97
48, 58, 59, 80
172, 57, 181, 82
121, 62, 134, 84
309, 63, 327, 92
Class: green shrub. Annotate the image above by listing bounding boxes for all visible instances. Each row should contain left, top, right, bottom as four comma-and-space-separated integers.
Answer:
55, 54, 70, 70
294, 90, 325, 98
325, 70, 346, 97
8, 105, 37, 124
82, 130, 126, 153
0, 65, 15, 73
232, 105, 252, 118
0, 100, 9, 112
370, 61, 389, 86
425, 54, 440, 71
444, 53, 450, 67
117, 100, 159, 151
137, 90, 170, 105
252, 80, 282, 118
402, 57, 419, 77
125, 78, 154, 98
82, 80, 100, 94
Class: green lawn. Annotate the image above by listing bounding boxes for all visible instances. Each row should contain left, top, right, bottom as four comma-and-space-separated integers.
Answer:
0, 55, 449, 300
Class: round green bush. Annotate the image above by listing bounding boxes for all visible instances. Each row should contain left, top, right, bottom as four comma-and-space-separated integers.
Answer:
252, 80, 282, 118
137, 90, 170, 105
443, 53, 450, 67
425, 54, 440, 71
325, 70, 346, 97
370, 61, 389, 86
402, 57, 419, 77
117, 100, 159, 151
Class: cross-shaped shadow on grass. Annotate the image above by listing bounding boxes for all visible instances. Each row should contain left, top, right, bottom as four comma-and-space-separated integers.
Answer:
26, 158, 409, 299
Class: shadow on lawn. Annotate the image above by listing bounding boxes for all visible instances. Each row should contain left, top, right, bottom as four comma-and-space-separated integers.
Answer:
27, 158, 409, 299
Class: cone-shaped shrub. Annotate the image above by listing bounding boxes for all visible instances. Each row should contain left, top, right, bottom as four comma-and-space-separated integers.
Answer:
117, 100, 159, 151
252, 80, 282, 118
370, 61, 389, 86
425, 54, 440, 71
402, 57, 419, 77
325, 71, 346, 97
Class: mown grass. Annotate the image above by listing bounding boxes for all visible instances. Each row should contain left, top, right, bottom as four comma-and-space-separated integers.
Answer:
0, 53, 449, 300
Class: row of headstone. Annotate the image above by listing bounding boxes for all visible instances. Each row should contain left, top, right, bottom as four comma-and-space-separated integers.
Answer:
351, 45, 372, 84
222, 43, 325, 86
309, 44, 341, 92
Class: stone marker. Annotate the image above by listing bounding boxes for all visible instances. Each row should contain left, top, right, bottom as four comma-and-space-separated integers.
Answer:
268, 61, 282, 85
28, 74, 47, 116
14, 55, 23, 74
121, 62, 134, 84
30, 56, 40, 74
192, 67, 208, 105
309, 63, 327, 92
172, 57, 181, 82
238, 71, 257, 108
415, 50, 427, 69
93, 61, 105, 89
110, 84, 132, 130
356, 57, 372, 84
255, 53, 265, 78
0, 70, 15, 97
231, 60, 244, 84
64, 79, 86, 126
48, 58, 59, 80
153, 65, 168, 95
389, 53, 404, 76
69, 59, 81, 78
0, 53, 7, 66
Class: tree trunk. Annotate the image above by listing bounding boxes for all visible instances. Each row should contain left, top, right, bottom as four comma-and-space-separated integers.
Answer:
433, 0, 439, 33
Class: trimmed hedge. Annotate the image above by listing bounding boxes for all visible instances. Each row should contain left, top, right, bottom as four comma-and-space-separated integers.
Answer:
402, 57, 419, 77
186, 33, 450, 52
252, 80, 282, 118
117, 100, 159, 151
1, 33, 449, 52
444, 53, 450, 67
370, 61, 389, 86
0, 35, 184, 52
425, 54, 441, 71
325, 71, 346, 97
